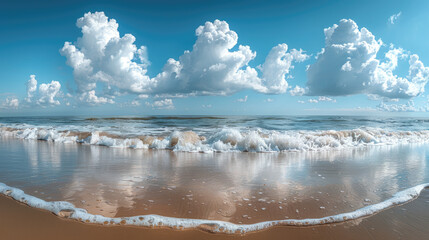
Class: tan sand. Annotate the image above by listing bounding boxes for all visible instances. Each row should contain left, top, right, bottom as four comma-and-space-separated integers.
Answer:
1, 191, 429, 240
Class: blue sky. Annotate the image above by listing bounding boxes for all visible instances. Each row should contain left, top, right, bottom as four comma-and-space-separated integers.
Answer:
1, 0, 429, 116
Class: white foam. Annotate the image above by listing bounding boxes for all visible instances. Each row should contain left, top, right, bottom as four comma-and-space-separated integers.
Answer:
0, 182, 427, 234
2, 126, 429, 153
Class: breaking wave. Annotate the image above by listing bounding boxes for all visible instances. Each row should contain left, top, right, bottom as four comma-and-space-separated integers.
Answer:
0, 182, 427, 234
85, 116, 227, 121
1, 126, 429, 153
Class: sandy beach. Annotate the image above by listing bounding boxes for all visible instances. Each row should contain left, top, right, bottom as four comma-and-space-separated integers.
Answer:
1, 190, 429, 240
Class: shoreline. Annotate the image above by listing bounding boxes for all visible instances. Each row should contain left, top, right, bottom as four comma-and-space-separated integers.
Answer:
1, 191, 429, 240
1, 182, 428, 235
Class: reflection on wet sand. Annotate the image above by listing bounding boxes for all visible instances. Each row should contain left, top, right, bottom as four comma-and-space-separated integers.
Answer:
0, 136, 427, 224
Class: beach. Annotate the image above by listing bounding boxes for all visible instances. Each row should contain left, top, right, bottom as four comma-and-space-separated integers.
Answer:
1, 190, 428, 240
1, 116, 429, 238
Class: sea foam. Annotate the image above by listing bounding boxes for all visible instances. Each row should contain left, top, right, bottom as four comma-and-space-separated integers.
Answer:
0, 182, 427, 234
2, 126, 429, 153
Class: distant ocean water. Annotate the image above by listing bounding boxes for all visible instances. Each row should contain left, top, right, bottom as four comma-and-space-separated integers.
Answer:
1, 115, 429, 152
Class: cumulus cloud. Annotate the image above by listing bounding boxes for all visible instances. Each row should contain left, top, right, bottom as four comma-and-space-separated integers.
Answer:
60, 12, 309, 104
374, 52, 429, 98
25, 75, 37, 103
25, 75, 62, 106
152, 28, 307, 96
37, 81, 61, 105
289, 85, 307, 96
147, 99, 174, 110
60, 12, 153, 104
389, 12, 402, 25
78, 90, 114, 105
265, 98, 274, 102
237, 95, 248, 102
318, 96, 336, 102
377, 100, 427, 112
259, 44, 309, 94
153, 20, 264, 95
307, 19, 429, 99
1, 97, 19, 109
307, 96, 336, 103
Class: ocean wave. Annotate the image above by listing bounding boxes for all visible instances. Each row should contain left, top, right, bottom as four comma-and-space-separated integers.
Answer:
85, 116, 227, 121
0, 182, 427, 234
1, 126, 429, 152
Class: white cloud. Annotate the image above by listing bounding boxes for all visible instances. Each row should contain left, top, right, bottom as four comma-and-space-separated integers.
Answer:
24, 75, 62, 106
265, 98, 274, 102
25, 75, 37, 103
78, 90, 114, 105
377, 100, 427, 112
137, 94, 149, 99
60, 12, 153, 104
318, 96, 336, 102
9, 98, 19, 108
307, 19, 429, 99
60, 13, 309, 104
389, 12, 402, 25
2, 75, 62, 109
297, 100, 305, 104
137, 46, 151, 68
202, 104, 212, 108
341, 61, 352, 71
37, 81, 61, 105
153, 20, 263, 96
148, 99, 174, 110
289, 85, 307, 96
371, 51, 429, 98
130, 100, 140, 106
307, 96, 336, 103
1, 97, 19, 109
237, 95, 248, 102
259, 44, 309, 94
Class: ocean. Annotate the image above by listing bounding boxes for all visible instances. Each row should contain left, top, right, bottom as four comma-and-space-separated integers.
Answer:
0, 115, 428, 234
1, 115, 429, 152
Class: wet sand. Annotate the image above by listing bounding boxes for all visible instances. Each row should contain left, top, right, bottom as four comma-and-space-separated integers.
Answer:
1, 191, 429, 240
1, 136, 429, 238
1, 137, 428, 224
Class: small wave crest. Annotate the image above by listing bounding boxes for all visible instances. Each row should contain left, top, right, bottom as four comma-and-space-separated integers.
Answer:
85, 116, 226, 121
1, 126, 429, 153
0, 182, 427, 234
